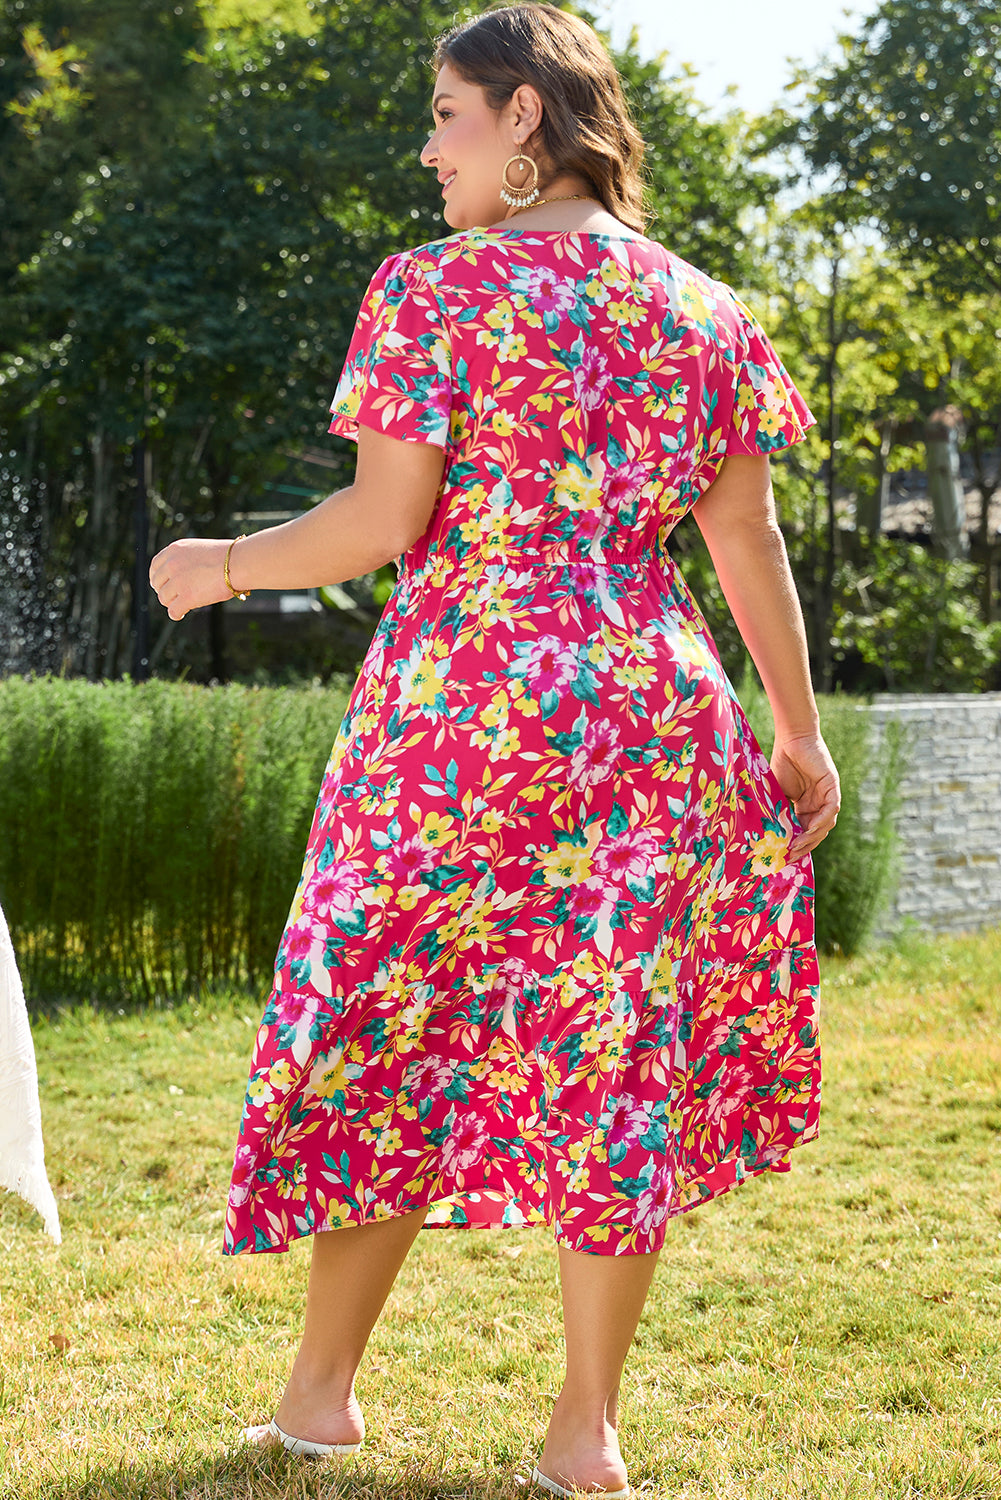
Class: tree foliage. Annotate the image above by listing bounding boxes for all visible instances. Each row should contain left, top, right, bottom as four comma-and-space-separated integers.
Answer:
0, 0, 998, 690
792, 0, 1001, 293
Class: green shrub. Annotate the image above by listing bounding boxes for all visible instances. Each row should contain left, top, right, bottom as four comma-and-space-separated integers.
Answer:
832, 539, 1001, 692
736, 672, 904, 956
0, 677, 347, 1005
1, 671, 903, 1005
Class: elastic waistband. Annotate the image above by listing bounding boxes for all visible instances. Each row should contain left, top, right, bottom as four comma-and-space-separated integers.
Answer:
399, 546, 672, 584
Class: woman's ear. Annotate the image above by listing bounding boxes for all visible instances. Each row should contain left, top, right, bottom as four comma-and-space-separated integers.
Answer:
508, 82, 544, 141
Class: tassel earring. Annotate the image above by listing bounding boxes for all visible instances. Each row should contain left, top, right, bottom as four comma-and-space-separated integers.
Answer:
500, 152, 540, 209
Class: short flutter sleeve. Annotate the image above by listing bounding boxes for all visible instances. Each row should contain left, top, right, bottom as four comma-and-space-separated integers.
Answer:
328, 253, 453, 449
727, 297, 816, 456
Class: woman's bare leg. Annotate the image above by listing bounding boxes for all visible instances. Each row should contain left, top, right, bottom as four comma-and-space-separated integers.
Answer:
537, 1243, 660, 1493
252, 1206, 428, 1447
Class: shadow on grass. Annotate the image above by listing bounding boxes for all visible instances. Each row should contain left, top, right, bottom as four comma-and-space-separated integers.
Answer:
34, 1447, 534, 1500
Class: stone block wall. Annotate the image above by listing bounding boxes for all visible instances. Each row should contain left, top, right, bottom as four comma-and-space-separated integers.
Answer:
865, 693, 1001, 934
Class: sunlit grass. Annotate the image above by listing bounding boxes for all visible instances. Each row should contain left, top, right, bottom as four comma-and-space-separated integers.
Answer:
2, 928, 1000, 1499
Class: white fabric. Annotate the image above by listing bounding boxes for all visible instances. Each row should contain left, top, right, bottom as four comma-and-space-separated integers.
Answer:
0, 904, 61, 1242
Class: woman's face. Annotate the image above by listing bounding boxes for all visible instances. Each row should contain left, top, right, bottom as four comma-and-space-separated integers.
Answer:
420, 61, 542, 230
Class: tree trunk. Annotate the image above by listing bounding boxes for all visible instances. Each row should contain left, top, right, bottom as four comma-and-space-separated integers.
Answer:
925, 406, 968, 561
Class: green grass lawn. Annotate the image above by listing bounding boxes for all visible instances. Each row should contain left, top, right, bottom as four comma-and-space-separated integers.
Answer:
2, 929, 1000, 1500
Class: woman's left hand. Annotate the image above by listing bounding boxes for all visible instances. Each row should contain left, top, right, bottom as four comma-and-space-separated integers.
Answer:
149, 538, 234, 621
770, 730, 841, 858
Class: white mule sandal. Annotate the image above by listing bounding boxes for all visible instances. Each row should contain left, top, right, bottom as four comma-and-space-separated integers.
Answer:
529, 1463, 630, 1498
242, 1417, 362, 1459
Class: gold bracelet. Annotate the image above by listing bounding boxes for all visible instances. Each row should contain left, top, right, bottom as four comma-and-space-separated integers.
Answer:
224, 535, 251, 601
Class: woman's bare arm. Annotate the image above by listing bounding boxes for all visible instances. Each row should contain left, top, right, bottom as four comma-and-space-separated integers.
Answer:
149, 426, 445, 617
692, 454, 840, 854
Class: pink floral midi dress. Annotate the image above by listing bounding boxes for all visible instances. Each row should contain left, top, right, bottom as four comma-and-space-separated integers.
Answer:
223, 227, 821, 1258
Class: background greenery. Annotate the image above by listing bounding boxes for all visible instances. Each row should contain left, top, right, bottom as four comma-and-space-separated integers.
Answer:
0, 0, 999, 690
2, 927, 999, 1500
0, 675, 899, 1006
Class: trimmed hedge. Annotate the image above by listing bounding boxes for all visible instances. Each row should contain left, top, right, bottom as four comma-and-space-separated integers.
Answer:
1, 676, 900, 1005
0, 677, 346, 1004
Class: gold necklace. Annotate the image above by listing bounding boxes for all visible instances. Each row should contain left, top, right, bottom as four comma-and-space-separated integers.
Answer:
507, 193, 598, 217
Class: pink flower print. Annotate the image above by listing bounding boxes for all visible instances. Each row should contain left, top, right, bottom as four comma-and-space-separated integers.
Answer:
228, 1143, 257, 1208
568, 718, 622, 789
515, 266, 579, 315
406, 1054, 455, 1099
705, 1061, 756, 1128
566, 876, 619, 925
574, 346, 612, 411
605, 460, 648, 506
574, 505, 614, 547
382, 834, 428, 883
674, 800, 708, 849
600, 1093, 650, 1150
516, 636, 579, 695
276, 987, 321, 1030
282, 922, 315, 963
311, 861, 363, 920
440, 1113, 489, 1178
594, 828, 659, 885
632, 1171, 674, 1235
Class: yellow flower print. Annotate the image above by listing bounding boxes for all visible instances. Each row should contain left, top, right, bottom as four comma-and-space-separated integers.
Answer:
522, 782, 547, 802
552, 463, 603, 513
648, 950, 678, 990
493, 726, 521, 759
398, 887, 421, 910
308, 1046, 361, 1101
759, 406, 784, 437
608, 299, 645, 328
675, 626, 715, 674
375, 1127, 403, 1157
480, 809, 504, 834
613, 660, 656, 691
404, 647, 447, 707
571, 950, 601, 983
510, 679, 541, 718
747, 827, 788, 875
275, 1159, 308, 1201
491, 409, 517, 437
439, 914, 463, 943
460, 516, 486, 545
678, 280, 710, 325
421, 811, 457, 849
565, 1163, 591, 1194
579, 1020, 603, 1056
499, 332, 527, 361
540, 838, 593, 887
484, 299, 515, 332
736, 380, 756, 411
445, 881, 473, 911
481, 693, 510, 731
600, 259, 629, 290
248, 1073, 274, 1104
531, 393, 554, 412
269, 1058, 293, 1091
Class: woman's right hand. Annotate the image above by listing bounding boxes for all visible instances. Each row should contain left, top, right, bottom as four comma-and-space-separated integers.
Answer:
770, 731, 841, 858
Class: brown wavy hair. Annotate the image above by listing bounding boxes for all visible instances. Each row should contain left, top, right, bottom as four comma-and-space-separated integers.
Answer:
432, 4, 648, 233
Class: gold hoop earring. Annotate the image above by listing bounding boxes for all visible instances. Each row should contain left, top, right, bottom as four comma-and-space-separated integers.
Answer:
501, 152, 540, 208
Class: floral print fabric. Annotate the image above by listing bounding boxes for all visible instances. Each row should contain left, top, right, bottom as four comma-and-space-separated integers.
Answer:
223, 228, 821, 1258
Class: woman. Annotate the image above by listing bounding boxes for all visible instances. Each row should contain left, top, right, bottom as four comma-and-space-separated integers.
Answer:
151, 6, 839, 1495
